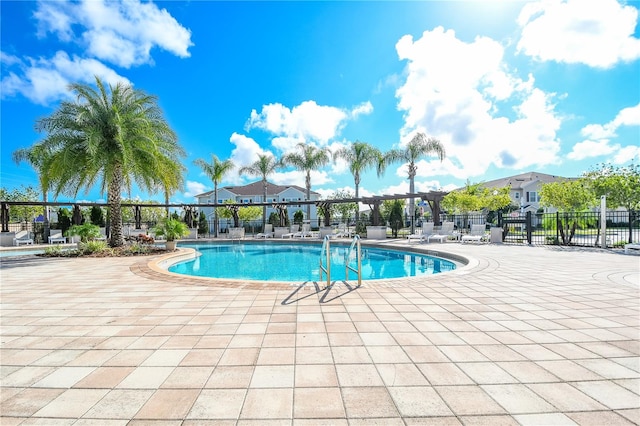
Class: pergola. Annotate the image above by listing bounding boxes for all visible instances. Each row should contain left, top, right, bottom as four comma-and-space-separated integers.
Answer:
0, 191, 448, 232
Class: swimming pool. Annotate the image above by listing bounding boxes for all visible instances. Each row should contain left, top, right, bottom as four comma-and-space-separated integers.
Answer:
170, 241, 457, 282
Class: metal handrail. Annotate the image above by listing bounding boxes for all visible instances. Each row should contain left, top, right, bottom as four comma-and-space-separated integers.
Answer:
344, 235, 362, 287
318, 235, 331, 288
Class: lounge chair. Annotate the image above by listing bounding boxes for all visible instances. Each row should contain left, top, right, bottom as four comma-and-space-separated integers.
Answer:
282, 224, 299, 238
427, 222, 455, 243
294, 224, 313, 238
48, 230, 67, 244
334, 223, 353, 238
14, 231, 34, 246
624, 243, 640, 255
407, 222, 434, 243
461, 224, 488, 243
256, 223, 274, 238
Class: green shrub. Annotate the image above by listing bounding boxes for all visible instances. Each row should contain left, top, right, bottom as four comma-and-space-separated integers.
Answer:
67, 223, 102, 242
79, 240, 109, 254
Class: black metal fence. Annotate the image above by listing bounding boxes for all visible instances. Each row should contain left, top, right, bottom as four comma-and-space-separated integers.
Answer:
4, 207, 638, 248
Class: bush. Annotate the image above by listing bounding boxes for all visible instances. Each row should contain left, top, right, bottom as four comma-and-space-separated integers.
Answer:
67, 223, 101, 242
79, 240, 109, 255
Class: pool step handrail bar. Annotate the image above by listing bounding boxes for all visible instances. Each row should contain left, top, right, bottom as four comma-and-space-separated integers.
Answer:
344, 235, 362, 287
318, 235, 331, 288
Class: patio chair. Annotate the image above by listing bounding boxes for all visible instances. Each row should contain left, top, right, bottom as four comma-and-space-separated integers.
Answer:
427, 221, 455, 243
461, 224, 488, 243
256, 223, 274, 238
293, 223, 313, 238
624, 242, 640, 255
408, 222, 434, 243
14, 230, 34, 246
334, 223, 353, 238
282, 224, 299, 238
48, 230, 67, 244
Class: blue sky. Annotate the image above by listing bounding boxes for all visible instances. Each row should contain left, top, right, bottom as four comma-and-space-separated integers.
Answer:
2, 0, 639, 204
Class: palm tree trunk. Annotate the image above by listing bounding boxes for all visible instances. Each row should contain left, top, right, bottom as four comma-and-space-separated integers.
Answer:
262, 180, 267, 228
409, 165, 416, 234
306, 172, 311, 223
214, 184, 219, 238
108, 166, 125, 247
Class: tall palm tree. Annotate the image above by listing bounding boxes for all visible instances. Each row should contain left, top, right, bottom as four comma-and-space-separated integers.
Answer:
156, 160, 186, 217
382, 132, 445, 232
34, 76, 185, 247
238, 154, 280, 228
12, 143, 55, 226
333, 140, 382, 199
281, 142, 331, 221
194, 154, 234, 237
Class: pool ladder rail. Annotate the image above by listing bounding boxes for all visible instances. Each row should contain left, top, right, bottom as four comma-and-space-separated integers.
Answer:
319, 235, 362, 288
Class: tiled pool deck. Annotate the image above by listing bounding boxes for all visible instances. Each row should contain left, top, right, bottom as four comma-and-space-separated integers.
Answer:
1, 241, 639, 425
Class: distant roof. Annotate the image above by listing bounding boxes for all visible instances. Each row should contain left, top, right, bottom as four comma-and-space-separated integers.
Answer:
478, 171, 570, 190
196, 181, 317, 198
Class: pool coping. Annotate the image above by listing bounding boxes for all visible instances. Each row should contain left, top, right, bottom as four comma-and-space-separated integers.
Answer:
136, 238, 477, 290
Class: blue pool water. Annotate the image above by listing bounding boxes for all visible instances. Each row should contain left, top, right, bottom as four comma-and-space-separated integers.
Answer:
170, 242, 457, 282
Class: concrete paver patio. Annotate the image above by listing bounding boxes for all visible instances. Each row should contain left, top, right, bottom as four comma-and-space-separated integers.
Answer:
1, 241, 639, 425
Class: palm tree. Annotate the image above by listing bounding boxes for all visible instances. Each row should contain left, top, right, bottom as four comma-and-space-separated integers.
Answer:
12, 143, 55, 228
382, 132, 445, 232
156, 160, 186, 217
281, 142, 331, 221
238, 154, 280, 228
333, 140, 382, 199
194, 154, 234, 237
34, 76, 185, 247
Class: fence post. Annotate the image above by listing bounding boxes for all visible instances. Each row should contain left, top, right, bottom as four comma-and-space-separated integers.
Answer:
600, 196, 607, 249
556, 211, 560, 244
526, 211, 532, 245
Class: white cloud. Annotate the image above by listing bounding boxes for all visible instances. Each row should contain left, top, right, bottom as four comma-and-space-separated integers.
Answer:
567, 139, 617, 160
351, 101, 374, 118
395, 27, 562, 180
517, 0, 640, 68
228, 132, 268, 177
1, 51, 130, 105
247, 100, 373, 152
35, 0, 193, 68
571, 102, 640, 161
183, 180, 209, 198
2, 0, 192, 105
612, 145, 640, 164
248, 101, 348, 147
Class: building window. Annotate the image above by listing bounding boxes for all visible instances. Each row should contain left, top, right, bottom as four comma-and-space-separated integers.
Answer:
514, 193, 520, 199
527, 192, 539, 202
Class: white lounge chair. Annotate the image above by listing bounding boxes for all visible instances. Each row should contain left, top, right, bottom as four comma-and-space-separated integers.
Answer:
461, 224, 488, 243
427, 222, 455, 243
624, 243, 640, 255
294, 223, 313, 238
256, 223, 274, 238
408, 222, 434, 243
48, 230, 67, 244
334, 223, 353, 238
282, 224, 299, 238
14, 230, 34, 246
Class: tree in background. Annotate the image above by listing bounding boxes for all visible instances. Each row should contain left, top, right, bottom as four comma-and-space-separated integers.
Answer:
239, 154, 280, 228
0, 186, 41, 224
13, 144, 54, 225
583, 163, 640, 243
388, 199, 404, 237
281, 143, 331, 221
197, 211, 209, 236
441, 181, 512, 228
330, 190, 358, 223
333, 141, 382, 199
540, 180, 596, 245
57, 208, 72, 235
381, 132, 445, 233
194, 154, 234, 237
33, 77, 185, 247
90, 206, 106, 227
